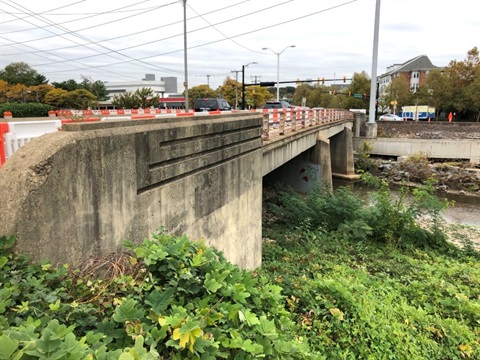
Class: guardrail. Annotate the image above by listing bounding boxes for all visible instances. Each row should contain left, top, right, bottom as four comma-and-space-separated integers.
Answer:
260, 108, 354, 140
1, 108, 354, 167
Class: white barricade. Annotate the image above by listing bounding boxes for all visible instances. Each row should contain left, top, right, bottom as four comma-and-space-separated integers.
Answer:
3, 120, 62, 160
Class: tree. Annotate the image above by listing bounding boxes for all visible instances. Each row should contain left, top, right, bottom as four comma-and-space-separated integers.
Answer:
80, 77, 108, 102
44, 88, 69, 108
52, 79, 81, 92
427, 47, 480, 121
381, 76, 412, 114
187, 85, 217, 108
217, 77, 238, 107
111, 87, 158, 109
0, 62, 48, 86
245, 86, 272, 109
63, 89, 96, 109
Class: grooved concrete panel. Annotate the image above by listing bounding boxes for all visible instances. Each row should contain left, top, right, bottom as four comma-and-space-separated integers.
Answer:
0, 114, 263, 269
353, 138, 480, 163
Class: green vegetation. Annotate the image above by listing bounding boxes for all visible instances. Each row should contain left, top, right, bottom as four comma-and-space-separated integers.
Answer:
1, 179, 479, 359
0, 231, 313, 359
0, 102, 53, 118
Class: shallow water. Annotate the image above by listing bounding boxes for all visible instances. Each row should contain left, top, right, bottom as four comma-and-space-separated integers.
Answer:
333, 179, 480, 227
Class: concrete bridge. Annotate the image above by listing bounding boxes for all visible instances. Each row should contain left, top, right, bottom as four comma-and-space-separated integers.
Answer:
0, 110, 358, 269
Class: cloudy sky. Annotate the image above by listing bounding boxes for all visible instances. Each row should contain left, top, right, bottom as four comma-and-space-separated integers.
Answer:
1, 0, 478, 91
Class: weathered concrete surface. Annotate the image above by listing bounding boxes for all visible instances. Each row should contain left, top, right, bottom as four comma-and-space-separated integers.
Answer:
354, 137, 480, 164
261, 120, 356, 192
0, 113, 263, 269
354, 121, 480, 164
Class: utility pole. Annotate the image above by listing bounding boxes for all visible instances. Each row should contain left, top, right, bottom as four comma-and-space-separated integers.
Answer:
231, 70, 241, 110
241, 62, 257, 110
250, 75, 261, 84
207, 74, 210, 87
182, 0, 189, 110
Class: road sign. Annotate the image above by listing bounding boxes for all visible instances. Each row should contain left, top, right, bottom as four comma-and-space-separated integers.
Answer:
354, 93, 362, 98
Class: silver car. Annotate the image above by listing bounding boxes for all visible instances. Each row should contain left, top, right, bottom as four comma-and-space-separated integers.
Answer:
379, 114, 403, 121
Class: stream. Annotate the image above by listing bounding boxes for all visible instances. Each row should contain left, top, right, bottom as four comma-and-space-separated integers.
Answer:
333, 179, 480, 227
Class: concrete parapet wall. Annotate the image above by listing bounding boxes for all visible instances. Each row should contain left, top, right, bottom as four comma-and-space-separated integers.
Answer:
0, 113, 263, 268
353, 137, 480, 163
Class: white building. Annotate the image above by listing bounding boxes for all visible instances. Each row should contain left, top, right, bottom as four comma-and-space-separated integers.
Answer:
101, 74, 178, 108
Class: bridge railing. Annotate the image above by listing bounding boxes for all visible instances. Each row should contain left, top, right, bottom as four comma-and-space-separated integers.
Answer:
260, 108, 354, 140
1, 108, 354, 167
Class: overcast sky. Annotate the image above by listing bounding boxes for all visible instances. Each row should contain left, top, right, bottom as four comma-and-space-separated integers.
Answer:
1, 0, 478, 91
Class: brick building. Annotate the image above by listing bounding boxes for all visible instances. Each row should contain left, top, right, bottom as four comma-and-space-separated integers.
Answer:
377, 55, 440, 95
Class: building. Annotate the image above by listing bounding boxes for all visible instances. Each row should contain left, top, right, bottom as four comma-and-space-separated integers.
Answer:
100, 74, 180, 108
377, 55, 440, 95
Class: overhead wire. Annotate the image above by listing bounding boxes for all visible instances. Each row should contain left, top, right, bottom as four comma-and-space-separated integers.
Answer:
2, 0, 252, 55
1, 0, 360, 79
1, 0, 184, 74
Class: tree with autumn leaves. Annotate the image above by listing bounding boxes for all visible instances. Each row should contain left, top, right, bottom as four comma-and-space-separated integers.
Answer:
0, 62, 102, 110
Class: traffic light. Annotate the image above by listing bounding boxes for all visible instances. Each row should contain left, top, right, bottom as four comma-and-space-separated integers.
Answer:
343, 75, 346, 83
322, 77, 325, 85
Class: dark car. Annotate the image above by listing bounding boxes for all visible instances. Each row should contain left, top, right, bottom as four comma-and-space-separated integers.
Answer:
262, 101, 291, 109
194, 98, 232, 112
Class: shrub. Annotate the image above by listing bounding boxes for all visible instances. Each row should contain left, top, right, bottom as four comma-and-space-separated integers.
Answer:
0, 102, 53, 118
0, 232, 315, 359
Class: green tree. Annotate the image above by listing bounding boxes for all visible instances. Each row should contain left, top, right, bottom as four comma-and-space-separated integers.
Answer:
187, 85, 217, 108
427, 47, 480, 120
292, 83, 314, 106
0, 62, 48, 86
52, 79, 81, 92
381, 76, 412, 114
44, 88, 69, 108
217, 77, 238, 107
63, 89, 96, 109
135, 87, 159, 108
80, 77, 108, 102
246, 85, 272, 109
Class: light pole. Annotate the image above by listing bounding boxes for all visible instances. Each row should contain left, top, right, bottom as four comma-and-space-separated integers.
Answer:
241, 62, 258, 110
368, 0, 381, 123
182, 0, 189, 110
231, 70, 241, 110
207, 74, 210, 87
262, 45, 295, 101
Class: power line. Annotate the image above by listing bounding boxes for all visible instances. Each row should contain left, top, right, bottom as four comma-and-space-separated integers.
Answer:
1, 0, 360, 79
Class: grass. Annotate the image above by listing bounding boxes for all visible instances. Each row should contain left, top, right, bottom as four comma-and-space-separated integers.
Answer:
259, 183, 480, 359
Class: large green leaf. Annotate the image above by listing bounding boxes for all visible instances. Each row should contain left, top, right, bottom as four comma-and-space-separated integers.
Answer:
0, 335, 18, 360
145, 288, 175, 314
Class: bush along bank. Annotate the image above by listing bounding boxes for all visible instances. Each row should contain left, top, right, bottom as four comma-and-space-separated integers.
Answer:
261, 179, 480, 359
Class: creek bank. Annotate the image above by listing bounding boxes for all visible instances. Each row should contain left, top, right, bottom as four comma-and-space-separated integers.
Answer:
365, 156, 480, 198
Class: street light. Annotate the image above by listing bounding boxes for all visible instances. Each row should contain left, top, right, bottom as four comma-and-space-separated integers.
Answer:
262, 45, 295, 101
241, 62, 258, 110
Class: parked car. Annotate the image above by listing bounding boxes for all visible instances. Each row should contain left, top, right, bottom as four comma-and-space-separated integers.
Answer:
262, 101, 291, 109
379, 114, 403, 121
194, 98, 232, 112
